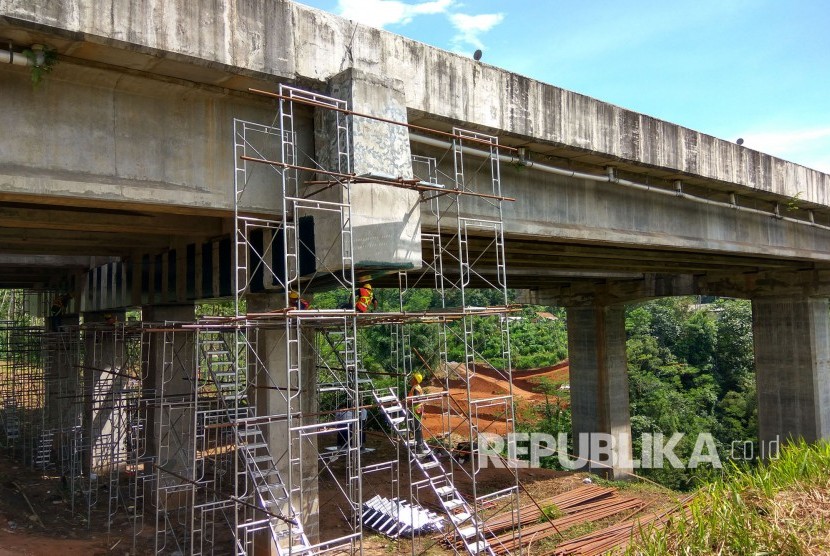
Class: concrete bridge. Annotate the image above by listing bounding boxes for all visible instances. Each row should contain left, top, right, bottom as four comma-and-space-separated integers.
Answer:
1, 0, 829, 484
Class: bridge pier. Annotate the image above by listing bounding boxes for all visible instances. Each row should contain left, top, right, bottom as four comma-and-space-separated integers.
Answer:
44, 313, 80, 431
82, 310, 127, 473
752, 296, 830, 448
566, 304, 633, 480
246, 294, 319, 553
143, 303, 197, 508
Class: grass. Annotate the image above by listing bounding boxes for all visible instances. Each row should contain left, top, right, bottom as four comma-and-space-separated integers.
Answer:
629, 439, 830, 555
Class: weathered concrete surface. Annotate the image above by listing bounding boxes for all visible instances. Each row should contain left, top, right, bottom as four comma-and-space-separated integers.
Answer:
0, 60, 274, 212
44, 314, 81, 431
247, 294, 319, 548
2, 0, 828, 207
1, 0, 830, 290
82, 310, 128, 472
752, 297, 830, 445
317, 68, 421, 271
566, 304, 633, 480
419, 144, 830, 264
143, 304, 196, 475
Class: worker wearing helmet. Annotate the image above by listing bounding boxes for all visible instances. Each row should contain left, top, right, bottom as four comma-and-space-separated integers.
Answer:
408, 372, 427, 453
354, 281, 377, 313
288, 290, 310, 310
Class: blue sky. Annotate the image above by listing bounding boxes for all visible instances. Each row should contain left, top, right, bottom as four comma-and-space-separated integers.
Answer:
296, 0, 830, 172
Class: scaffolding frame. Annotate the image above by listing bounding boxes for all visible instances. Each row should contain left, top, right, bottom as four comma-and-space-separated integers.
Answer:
0, 82, 523, 555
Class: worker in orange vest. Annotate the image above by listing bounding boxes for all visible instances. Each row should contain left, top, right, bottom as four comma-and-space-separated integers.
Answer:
354, 282, 377, 313
288, 290, 310, 310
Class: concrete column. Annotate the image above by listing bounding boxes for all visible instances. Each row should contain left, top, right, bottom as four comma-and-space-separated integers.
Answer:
82, 310, 127, 473
316, 67, 421, 273
143, 304, 196, 508
44, 313, 80, 431
752, 297, 830, 447
247, 294, 319, 553
566, 304, 633, 479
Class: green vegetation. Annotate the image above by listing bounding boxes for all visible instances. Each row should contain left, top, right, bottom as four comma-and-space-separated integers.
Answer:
314, 288, 568, 374
23, 46, 58, 87
6, 286, 761, 493
519, 297, 758, 490
631, 440, 830, 555
627, 297, 757, 489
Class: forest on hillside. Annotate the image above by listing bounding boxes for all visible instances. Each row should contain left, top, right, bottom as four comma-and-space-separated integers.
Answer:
0, 289, 757, 490
308, 289, 757, 490
524, 297, 756, 490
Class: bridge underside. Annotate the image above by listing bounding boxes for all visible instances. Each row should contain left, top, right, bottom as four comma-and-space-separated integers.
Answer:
0, 7, 829, 552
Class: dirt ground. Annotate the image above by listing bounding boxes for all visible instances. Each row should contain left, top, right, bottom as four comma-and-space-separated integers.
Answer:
0, 361, 673, 555
0, 457, 114, 555
421, 361, 570, 437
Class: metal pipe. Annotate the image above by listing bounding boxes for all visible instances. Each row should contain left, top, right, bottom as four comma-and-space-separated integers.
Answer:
0, 47, 30, 66
409, 133, 830, 232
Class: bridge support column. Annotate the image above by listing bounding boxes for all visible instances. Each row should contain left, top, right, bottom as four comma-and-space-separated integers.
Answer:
143, 304, 196, 508
321, 67, 421, 271
247, 294, 319, 554
566, 304, 633, 479
752, 296, 830, 447
44, 313, 80, 431
82, 310, 127, 473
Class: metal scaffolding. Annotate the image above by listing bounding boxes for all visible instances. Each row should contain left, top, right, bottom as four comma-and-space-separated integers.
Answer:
0, 83, 523, 555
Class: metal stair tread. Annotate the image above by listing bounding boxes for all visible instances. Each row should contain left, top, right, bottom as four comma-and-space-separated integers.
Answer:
434, 485, 455, 496
451, 512, 472, 524
465, 540, 489, 554
457, 525, 479, 539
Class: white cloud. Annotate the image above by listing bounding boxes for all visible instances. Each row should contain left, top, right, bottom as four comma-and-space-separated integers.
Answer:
335, 0, 453, 28
739, 127, 830, 173
448, 12, 504, 50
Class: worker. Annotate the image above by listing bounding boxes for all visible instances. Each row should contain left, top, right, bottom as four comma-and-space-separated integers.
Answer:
334, 404, 353, 450
288, 290, 310, 310
354, 281, 377, 313
408, 372, 428, 454
359, 406, 368, 452
49, 293, 72, 329
104, 313, 118, 325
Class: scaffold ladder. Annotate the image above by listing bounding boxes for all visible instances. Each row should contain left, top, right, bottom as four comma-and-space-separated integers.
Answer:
199, 330, 313, 555
372, 388, 495, 556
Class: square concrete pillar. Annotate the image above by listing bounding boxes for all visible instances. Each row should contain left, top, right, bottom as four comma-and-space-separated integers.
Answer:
43, 315, 81, 472
82, 310, 127, 473
143, 304, 197, 508
44, 314, 80, 431
752, 297, 830, 446
314, 67, 421, 273
566, 304, 633, 479
247, 294, 319, 552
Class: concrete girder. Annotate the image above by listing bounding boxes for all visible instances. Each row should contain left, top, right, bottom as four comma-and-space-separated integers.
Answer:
2, 0, 827, 209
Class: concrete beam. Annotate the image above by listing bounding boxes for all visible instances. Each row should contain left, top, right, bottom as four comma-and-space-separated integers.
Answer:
2, 0, 827, 206
0, 204, 225, 236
